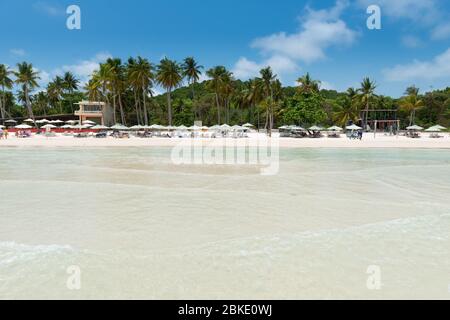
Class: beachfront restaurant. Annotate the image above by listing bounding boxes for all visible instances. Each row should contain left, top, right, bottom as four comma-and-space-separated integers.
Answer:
74, 101, 114, 127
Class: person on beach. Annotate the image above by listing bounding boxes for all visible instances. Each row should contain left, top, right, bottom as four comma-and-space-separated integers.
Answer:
3, 128, 8, 139
0, 128, 3, 139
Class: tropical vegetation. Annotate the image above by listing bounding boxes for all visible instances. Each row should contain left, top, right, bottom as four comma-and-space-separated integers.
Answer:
0, 58, 449, 131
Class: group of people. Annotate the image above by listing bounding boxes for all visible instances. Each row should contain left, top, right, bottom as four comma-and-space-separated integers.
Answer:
0, 128, 9, 139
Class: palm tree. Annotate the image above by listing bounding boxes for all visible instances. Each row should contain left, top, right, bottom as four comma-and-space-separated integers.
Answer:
297, 73, 321, 94
34, 91, 50, 116
260, 67, 277, 137
358, 77, 377, 130
182, 57, 203, 100
128, 57, 154, 126
62, 71, 79, 112
106, 58, 126, 125
333, 90, 360, 127
63, 71, 79, 93
156, 58, 182, 126
400, 86, 424, 126
246, 78, 264, 129
84, 78, 102, 102
0, 64, 14, 119
206, 66, 228, 124
96, 62, 114, 121
14, 62, 40, 122
47, 76, 65, 113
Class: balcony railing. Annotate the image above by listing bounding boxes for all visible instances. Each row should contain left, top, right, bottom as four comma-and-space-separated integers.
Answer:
75, 106, 103, 114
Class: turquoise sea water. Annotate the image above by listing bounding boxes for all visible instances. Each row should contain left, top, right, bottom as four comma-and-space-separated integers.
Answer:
0, 147, 449, 299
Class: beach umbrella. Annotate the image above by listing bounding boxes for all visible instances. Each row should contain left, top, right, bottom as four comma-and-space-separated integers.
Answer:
221, 124, 231, 129
429, 125, 446, 130
91, 125, 110, 130
0, 125, 5, 129
50, 120, 64, 124
188, 125, 202, 131
61, 125, 73, 129
66, 120, 77, 124
209, 125, 221, 130
24, 118, 34, 123
111, 124, 129, 130
242, 123, 254, 128
232, 125, 244, 131
40, 119, 50, 123
5, 119, 17, 123
129, 125, 144, 130
177, 125, 188, 131
83, 120, 96, 125
406, 125, 424, 131
425, 127, 442, 132
201, 126, 209, 130
309, 126, 323, 131
41, 124, 56, 129
279, 125, 290, 130
346, 124, 362, 130
328, 126, 343, 131
15, 124, 33, 129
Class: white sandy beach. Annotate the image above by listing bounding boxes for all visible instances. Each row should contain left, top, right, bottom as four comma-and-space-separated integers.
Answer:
1, 132, 450, 149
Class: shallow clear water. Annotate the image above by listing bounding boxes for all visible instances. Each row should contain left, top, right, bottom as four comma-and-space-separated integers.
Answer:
0, 147, 449, 299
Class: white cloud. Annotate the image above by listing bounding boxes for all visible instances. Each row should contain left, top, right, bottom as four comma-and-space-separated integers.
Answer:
53, 52, 112, 85
232, 56, 299, 80
10, 49, 26, 57
431, 23, 450, 40
383, 48, 450, 81
251, 0, 357, 64
232, 1, 355, 82
357, 0, 439, 24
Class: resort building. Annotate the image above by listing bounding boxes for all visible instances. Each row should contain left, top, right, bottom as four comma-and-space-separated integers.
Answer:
74, 101, 114, 126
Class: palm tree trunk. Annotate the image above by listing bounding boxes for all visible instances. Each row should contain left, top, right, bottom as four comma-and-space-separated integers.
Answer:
215, 92, 221, 124
134, 90, 140, 125
0, 90, 4, 120
167, 87, 172, 126
118, 93, 126, 125
142, 85, 149, 126
24, 86, 35, 124
112, 92, 117, 124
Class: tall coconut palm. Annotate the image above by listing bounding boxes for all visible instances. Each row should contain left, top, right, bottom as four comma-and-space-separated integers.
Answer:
96, 62, 114, 121
106, 58, 126, 125
246, 78, 264, 128
34, 91, 50, 116
47, 76, 65, 113
62, 71, 79, 112
220, 70, 234, 123
84, 77, 102, 103
358, 77, 377, 130
297, 72, 321, 94
156, 58, 182, 126
206, 66, 228, 124
182, 57, 203, 100
400, 86, 424, 126
128, 57, 154, 126
260, 67, 277, 137
0, 64, 14, 119
63, 71, 79, 93
14, 62, 40, 122
333, 90, 360, 127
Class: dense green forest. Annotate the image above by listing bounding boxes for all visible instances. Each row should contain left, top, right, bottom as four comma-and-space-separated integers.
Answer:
1, 58, 449, 132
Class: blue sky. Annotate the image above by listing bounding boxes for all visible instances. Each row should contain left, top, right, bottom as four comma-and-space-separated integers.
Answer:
0, 0, 449, 97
